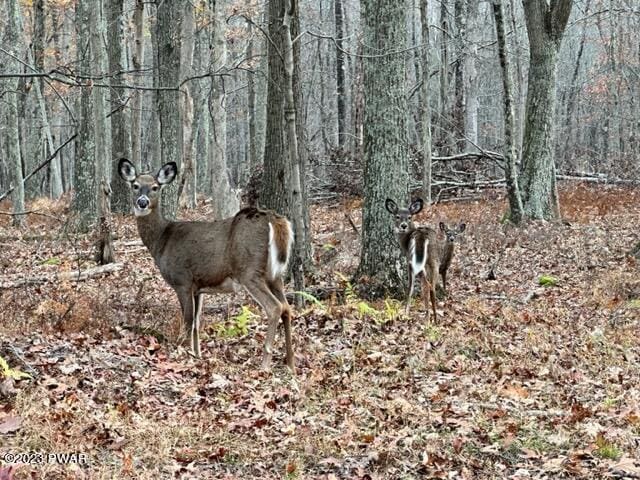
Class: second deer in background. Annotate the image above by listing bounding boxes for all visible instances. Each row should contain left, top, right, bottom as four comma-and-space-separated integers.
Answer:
438, 222, 466, 296
385, 198, 439, 321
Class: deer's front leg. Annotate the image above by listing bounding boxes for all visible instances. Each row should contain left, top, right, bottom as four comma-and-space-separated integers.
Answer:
177, 288, 199, 358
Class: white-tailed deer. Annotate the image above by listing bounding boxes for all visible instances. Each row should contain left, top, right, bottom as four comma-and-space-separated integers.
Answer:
385, 198, 439, 321
438, 222, 466, 295
118, 159, 295, 371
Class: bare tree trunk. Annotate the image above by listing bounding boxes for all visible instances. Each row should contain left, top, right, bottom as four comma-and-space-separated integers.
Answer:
155, 0, 182, 219
107, 0, 131, 213
208, 0, 238, 218
438, 0, 451, 155
464, 0, 479, 149
2, 0, 25, 225
74, 0, 97, 230
520, 0, 573, 221
130, 0, 145, 169
335, 0, 347, 148
247, 20, 258, 175
261, 0, 289, 215
420, 0, 433, 203
356, 0, 409, 297
492, 0, 523, 223
283, 0, 306, 303
453, 0, 466, 151
178, 2, 196, 209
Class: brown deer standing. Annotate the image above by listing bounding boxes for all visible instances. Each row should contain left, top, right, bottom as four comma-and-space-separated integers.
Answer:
118, 159, 295, 371
438, 222, 466, 296
385, 198, 439, 321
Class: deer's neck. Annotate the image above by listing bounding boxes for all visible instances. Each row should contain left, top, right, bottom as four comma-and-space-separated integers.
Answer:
136, 207, 170, 258
441, 241, 455, 266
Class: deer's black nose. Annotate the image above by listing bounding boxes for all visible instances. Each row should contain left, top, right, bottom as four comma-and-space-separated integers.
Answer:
137, 197, 149, 209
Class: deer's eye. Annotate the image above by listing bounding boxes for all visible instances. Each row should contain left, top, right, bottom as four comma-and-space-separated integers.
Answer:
132, 184, 140, 190
151, 185, 159, 192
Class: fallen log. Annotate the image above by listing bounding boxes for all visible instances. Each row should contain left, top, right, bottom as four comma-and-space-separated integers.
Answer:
0, 263, 123, 289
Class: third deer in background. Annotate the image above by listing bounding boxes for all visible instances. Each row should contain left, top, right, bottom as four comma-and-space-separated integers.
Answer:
385, 198, 439, 321
438, 222, 466, 296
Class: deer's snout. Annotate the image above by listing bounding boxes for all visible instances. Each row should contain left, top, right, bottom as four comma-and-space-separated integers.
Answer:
136, 196, 150, 209
398, 222, 409, 232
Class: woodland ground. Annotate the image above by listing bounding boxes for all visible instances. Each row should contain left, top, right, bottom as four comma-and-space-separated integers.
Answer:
1, 184, 640, 480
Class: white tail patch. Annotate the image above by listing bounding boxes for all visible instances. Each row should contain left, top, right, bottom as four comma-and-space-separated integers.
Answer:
268, 220, 294, 280
410, 237, 427, 275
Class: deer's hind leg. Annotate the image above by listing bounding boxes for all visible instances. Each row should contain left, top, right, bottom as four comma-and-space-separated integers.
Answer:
268, 277, 294, 371
405, 266, 416, 314
244, 279, 286, 370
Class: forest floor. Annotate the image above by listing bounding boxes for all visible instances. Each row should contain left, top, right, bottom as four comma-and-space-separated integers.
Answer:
1, 184, 640, 480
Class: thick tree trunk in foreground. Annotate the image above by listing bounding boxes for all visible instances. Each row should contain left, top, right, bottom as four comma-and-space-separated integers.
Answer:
520, 0, 573, 220
261, 0, 289, 216
155, 0, 182, 219
356, 0, 409, 297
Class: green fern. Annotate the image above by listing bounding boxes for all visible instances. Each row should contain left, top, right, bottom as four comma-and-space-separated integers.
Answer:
216, 306, 257, 338
336, 272, 357, 303
294, 291, 325, 310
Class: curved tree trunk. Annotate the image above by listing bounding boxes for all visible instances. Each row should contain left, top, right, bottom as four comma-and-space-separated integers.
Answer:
356, 0, 409, 297
520, 0, 573, 220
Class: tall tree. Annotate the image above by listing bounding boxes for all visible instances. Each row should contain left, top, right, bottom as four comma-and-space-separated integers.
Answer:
73, 0, 96, 229
519, 0, 573, 220
130, 0, 145, 170
207, 0, 238, 219
356, 0, 409, 296
155, 0, 182, 219
2, 0, 25, 225
335, 0, 347, 148
419, 0, 433, 203
492, 0, 523, 223
261, 0, 288, 215
107, 0, 131, 213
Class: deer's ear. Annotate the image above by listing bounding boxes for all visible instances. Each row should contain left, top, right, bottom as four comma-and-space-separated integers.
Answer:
439, 222, 446, 232
157, 162, 178, 185
459, 222, 466, 232
118, 158, 137, 182
385, 199, 398, 214
409, 198, 424, 215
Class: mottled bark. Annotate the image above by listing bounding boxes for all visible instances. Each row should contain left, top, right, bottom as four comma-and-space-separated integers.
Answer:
335, 0, 347, 148
130, 0, 145, 169
356, 0, 410, 297
520, 0, 573, 220
73, 0, 96, 230
2, 0, 25, 225
438, 0, 451, 155
155, 0, 182, 219
492, 0, 523, 223
247, 21, 258, 175
261, 0, 289, 216
420, 0, 433, 203
107, 0, 131, 213
208, 0, 238, 218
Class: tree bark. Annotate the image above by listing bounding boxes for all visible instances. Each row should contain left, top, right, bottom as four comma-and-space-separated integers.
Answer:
420, 0, 433, 203
261, 0, 289, 216
520, 0, 573, 221
2, 0, 25, 226
356, 0, 409, 297
73, 0, 97, 230
207, 0, 238, 219
335, 0, 347, 148
107, 0, 131, 213
438, 0, 451, 155
155, 0, 182, 219
130, 0, 145, 170
492, 0, 523, 223
283, 0, 306, 303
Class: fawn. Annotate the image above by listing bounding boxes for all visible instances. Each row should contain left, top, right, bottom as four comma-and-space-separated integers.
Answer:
438, 222, 466, 296
118, 159, 295, 371
385, 198, 439, 321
